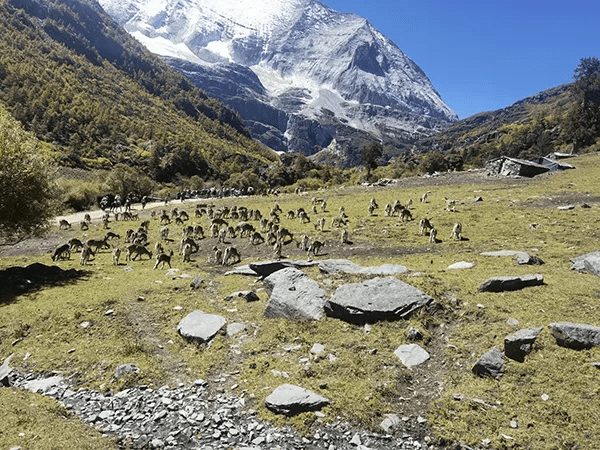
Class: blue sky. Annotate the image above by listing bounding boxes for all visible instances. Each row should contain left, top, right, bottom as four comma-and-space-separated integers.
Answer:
321, 0, 600, 119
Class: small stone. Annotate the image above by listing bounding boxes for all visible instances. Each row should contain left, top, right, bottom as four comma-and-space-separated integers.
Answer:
510, 420, 518, 428
349, 433, 361, 446
105, 309, 114, 316
541, 393, 549, 401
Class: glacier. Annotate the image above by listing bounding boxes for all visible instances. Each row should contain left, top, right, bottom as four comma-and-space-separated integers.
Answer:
98, 0, 457, 167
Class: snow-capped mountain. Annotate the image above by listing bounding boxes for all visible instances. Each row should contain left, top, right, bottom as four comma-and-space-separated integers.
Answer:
98, 0, 457, 166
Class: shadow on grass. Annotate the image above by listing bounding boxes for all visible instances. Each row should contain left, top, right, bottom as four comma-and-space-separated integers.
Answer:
0, 262, 88, 304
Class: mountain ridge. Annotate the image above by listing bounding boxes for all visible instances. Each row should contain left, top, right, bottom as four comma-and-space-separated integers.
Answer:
98, 0, 457, 166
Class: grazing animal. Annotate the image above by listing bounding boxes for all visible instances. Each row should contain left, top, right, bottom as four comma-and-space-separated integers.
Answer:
222, 246, 241, 265
51, 244, 71, 262
331, 216, 347, 228
84, 213, 92, 223
429, 228, 437, 244
445, 197, 459, 212
80, 246, 94, 265
80, 220, 89, 231
307, 240, 324, 257
273, 240, 282, 258
450, 222, 463, 241
179, 237, 199, 254
211, 218, 228, 229
159, 226, 170, 241
218, 228, 227, 243
193, 225, 204, 239
86, 237, 109, 253
315, 217, 326, 232
249, 231, 265, 245
419, 218, 433, 236
384, 203, 392, 217
159, 213, 171, 225
68, 238, 84, 252
298, 210, 310, 223
368, 204, 376, 216
210, 223, 220, 238
181, 243, 193, 262
237, 222, 255, 237
400, 209, 413, 222
286, 210, 295, 220
341, 229, 349, 244
212, 246, 223, 265
105, 231, 120, 240
58, 219, 71, 230
276, 228, 294, 245
155, 241, 165, 255
125, 244, 152, 261
392, 201, 405, 216
369, 198, 379, 210
112, 247, 122, 265
154, 249, 174, 269
420, 191, 432, 203
297, 234, 310, 251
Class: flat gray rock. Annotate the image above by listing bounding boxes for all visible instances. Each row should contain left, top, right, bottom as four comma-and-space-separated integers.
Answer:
549, 322, 600, 349
318, 259, 407, 275
263, 267, 326, 320
394, 343, 430, 367
516, 253, 544, 265
504, 327, 543, 362
472, 347, 504, 379
224, 265, 258, 276
325, 277, 433, 324
226, 322, 247, 337
446, 261, 474, 270
265, 384, 330, 415
23, 375, 64, 393
477, 274, 544, 292
481, 250, 528, 257
570, 251, 600, 276
177, 310, 226, 344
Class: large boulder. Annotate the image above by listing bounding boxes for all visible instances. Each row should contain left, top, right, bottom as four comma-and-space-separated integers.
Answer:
177, 310, 226, 344
324, 277, 433, 324
504, 327, 543, 362
477, 274, 544, 292
548, 322, 600, 350
265, 384, 330, 415
570, 251, 600, 276
318, 259, 407, 275
263, 267, 326, 320
472, 347, 504, 379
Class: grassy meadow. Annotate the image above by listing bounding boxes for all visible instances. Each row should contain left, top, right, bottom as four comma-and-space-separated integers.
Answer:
1, 153, 600, 449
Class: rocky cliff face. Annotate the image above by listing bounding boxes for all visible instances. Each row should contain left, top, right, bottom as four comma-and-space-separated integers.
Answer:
98, 0, 457, 167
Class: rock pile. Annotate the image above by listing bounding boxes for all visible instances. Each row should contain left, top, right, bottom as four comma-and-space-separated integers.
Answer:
9, 372, 437, 450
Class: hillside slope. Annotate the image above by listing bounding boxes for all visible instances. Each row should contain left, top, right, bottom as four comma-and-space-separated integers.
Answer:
0, 0, 278, 182
416, 84, 578, 166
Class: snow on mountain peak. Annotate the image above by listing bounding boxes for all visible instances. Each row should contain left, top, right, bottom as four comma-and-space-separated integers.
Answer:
99, 0, 457, 163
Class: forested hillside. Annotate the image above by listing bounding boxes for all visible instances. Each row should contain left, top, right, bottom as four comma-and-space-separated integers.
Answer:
412, 58, 600, 172
0, 0, 278, 183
